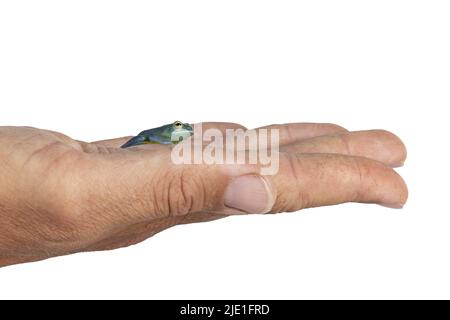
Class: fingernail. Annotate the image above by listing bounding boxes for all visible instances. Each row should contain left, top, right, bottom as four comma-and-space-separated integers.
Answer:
393, 162, 405, 168
380, 203, 405, 209
224, 175, 274, 214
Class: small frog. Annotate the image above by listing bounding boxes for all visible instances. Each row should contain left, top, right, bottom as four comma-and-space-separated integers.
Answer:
121, 121, 194, 148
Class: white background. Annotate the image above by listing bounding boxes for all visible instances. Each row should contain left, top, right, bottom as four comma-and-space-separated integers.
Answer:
0, 1, 449, 299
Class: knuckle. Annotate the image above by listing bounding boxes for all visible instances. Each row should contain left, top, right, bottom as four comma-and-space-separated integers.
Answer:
322, 123, 348, 133
272, 154, 309, 213
153, 167, 205, 217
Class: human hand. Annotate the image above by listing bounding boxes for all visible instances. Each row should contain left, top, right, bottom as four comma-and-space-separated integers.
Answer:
0, 123, 407, 267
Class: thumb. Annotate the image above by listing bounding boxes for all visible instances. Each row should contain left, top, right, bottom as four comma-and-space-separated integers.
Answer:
149, 155, 275, 216
80, 149, 275, 227
222, 175, 275, 215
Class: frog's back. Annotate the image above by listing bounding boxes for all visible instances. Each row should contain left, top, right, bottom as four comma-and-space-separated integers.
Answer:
138, 124, 170, 136
121, 124, 173, 148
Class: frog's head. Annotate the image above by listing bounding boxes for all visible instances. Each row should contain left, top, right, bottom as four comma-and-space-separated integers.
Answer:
169, 121, 194, 143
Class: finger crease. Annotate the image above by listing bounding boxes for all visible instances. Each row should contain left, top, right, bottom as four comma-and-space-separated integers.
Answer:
352, 157, 364, 202
340, 135, 352, 156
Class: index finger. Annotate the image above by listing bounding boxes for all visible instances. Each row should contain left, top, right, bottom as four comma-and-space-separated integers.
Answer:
255, 123, 348, 145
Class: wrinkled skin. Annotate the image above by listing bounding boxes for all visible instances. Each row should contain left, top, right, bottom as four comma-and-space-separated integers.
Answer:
0, 122, 408, 267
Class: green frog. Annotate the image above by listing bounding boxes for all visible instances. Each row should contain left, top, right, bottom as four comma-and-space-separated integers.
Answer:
121, 121, 194, 148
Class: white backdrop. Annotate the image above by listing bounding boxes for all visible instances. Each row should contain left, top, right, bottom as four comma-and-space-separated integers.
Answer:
0, 1, 449, 299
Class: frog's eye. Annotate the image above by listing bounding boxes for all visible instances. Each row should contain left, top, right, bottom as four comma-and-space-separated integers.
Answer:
174, 121, 183, 128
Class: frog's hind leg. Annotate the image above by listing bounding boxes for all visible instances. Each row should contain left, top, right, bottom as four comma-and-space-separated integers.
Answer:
121, 135, 149, 148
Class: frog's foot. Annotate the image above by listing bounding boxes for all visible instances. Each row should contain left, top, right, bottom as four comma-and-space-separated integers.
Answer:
121, 135, 148, 148
172, 136, 184, 144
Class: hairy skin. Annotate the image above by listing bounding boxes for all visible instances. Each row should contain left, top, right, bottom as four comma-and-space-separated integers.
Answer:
0, 123, 408, 267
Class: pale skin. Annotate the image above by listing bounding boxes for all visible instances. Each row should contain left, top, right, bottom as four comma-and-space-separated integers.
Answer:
0, 123, 408, 267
